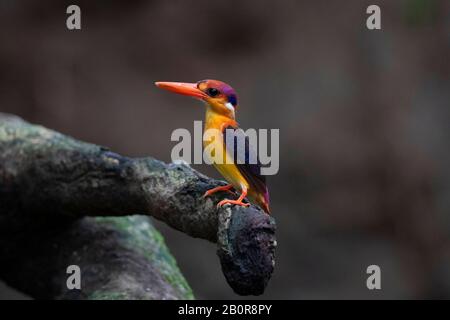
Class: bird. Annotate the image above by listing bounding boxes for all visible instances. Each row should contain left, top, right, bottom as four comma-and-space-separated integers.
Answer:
155, 79, 270, 214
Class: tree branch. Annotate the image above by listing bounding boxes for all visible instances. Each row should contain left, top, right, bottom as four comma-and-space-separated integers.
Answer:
0, 113, 276, 297
0, 215, 194, 299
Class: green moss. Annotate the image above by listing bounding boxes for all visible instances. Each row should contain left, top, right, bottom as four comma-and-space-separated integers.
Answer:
94, 216, 194, 299
88, 291, 129, 300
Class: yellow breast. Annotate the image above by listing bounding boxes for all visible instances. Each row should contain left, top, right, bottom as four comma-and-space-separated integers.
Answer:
203, 110, 249, 191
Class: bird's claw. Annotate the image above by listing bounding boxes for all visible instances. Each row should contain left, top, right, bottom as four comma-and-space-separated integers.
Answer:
216, 199, 250, 209
202, 185, 234, 198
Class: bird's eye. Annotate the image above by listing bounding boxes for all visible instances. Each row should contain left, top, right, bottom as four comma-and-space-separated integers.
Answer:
206, 88, 220, 97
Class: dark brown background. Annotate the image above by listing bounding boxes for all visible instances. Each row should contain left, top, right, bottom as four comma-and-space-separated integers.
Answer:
1, 0, 449, 299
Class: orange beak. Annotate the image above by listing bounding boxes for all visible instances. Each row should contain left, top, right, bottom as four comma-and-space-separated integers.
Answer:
155, 81, 207, 100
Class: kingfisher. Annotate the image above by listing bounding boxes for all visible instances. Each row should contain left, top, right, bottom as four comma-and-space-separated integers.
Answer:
155, 79, 270, 214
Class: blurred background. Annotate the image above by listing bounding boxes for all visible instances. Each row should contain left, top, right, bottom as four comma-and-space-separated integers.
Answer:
1, 0, 450, 299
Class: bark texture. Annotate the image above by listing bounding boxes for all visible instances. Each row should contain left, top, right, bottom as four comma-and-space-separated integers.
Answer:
0, 113, 276, 298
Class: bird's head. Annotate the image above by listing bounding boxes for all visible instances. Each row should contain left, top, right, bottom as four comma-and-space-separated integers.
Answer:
155, 79, 238, 119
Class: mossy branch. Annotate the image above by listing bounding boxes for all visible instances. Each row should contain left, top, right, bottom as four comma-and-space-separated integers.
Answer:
0, 113, 276, 298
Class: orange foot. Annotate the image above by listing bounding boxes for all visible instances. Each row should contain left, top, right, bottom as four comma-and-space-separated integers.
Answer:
217, 199, 250, 209
216, 187, 249, 209
202, 184, 234, 198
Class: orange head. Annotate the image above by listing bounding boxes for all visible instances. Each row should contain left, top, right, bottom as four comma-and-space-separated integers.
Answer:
155, 80, 238, 119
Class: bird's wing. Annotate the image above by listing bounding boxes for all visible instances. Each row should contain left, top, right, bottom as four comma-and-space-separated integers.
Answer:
222, 125, 269, 203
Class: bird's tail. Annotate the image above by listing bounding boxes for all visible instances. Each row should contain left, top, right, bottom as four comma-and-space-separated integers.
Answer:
257, 190, 270, 214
